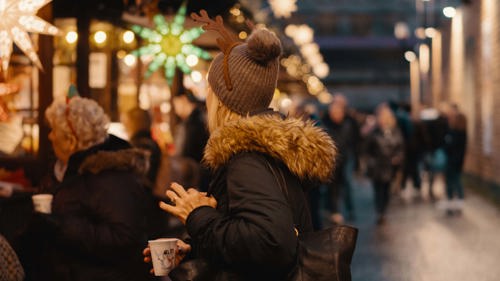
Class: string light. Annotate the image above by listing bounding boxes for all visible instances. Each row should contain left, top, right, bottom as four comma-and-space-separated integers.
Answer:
443, 7, 456, 18
191, 70, 202, 83
269, 0, 297, 18
65, 31, 78, 44
94, 31, 107, 44
186, 54, 199, 67
122, 30, 135, 44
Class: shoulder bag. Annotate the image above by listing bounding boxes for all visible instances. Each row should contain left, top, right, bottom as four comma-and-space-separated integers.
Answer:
266, 160, 358, 281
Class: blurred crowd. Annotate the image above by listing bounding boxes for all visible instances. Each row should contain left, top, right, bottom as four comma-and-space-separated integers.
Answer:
297, 94, 468, 228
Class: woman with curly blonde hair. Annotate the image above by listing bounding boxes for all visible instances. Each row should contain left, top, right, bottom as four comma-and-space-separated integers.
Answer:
21, 93, 153, 281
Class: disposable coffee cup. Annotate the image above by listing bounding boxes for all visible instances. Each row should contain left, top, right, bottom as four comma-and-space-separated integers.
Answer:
149, 238, 179, 276
32, 194, 53, 214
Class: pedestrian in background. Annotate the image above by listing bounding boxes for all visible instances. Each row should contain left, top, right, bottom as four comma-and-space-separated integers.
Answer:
443, 104, 467, 215
322, 94, 359, 223
365, 104, 404, 225
172, 89, 210, 191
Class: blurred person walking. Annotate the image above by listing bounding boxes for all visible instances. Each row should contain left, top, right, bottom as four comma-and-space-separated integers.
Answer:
322, 94, 359, 223
420, 105, 450, 200
389, 102, 423, 200
172, 89, 209, 164
365, 104, 404, 225
154, 20, 337, 280
443, 105, 467, 215
172, 89, 210, 191
19, 94, 153, 281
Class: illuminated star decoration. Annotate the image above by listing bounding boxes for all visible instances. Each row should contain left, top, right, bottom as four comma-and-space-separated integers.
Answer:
269, 0, 297, 18
131, 2, 211, 85
0, 0, 61, 75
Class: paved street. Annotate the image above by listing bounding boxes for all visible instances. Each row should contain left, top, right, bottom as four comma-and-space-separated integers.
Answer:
344, 176, 500, 281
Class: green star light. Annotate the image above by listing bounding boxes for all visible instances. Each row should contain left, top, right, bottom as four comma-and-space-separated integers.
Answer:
131, 2, 211, 85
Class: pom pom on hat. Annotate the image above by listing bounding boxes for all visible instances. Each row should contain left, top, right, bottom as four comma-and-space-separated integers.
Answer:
247, 28, 282, 64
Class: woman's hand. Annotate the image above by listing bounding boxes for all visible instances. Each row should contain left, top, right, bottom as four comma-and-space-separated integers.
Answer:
142, 247, 154, 275
160, 182, 217, 224
143, 240, 192, 274
176, 240, 191, 265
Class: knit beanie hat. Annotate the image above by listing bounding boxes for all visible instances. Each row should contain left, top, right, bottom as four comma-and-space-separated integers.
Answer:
207, 28, 282, 115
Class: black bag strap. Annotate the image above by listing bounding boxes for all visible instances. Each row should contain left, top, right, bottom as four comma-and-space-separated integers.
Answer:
264, 158, 299, 236
264, 158, 288, 200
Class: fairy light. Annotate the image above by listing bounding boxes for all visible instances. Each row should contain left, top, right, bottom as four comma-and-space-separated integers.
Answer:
123, 30, 135, 44
185, 54, 199, 67
269, 0, 297, 18
191, 70, 202, 83
94, 31, 107, 44
65, 31, 78, 44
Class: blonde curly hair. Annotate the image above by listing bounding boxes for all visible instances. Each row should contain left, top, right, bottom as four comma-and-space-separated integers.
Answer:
45, 96, 110, 150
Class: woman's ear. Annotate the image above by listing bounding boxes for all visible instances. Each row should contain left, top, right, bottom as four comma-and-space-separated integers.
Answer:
67, 134, 78, 152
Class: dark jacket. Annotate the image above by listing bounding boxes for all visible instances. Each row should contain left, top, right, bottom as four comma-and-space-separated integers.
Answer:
23, 135, 152, 281
184, 113, 337, 281
180, 107, 209, 163
130, 130, 162, 185
322, 114, 359, 181
322, 114, 359, 161
365, 127, 404, 183
444, 129, 467, 171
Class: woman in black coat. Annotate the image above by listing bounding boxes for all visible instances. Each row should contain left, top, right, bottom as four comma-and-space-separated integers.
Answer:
365, 105, 404, 224
153, 25, 337, 280
443, 109, 467, 214
21, 96, 152, 281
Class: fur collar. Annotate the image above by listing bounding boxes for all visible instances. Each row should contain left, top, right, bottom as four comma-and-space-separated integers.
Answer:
78, 148, 150, 176
203, 114, 337, 182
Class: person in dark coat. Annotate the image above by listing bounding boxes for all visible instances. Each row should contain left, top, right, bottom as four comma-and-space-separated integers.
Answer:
172, 90, 209, 164
172, 89, 210, 191
365, 104, 404, 225
443, 105, 467, 215
122, 107, 162, 185
122, 107, 179, 239
420, 105, 450, 199
150, 26, 337, 280
19, 95, 152, 281
322, 95, 359, 223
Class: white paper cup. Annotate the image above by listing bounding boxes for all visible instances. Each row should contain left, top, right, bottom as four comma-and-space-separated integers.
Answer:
148, 238, 178, 276
32, 194, 53, 214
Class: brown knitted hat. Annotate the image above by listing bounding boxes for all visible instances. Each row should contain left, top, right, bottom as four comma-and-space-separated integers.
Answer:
208, 28, 282, 115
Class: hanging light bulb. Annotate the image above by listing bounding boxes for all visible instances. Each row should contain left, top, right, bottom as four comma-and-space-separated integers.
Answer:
443, 6, 457, 18
65, 31, 78, 44
123, 30, 135, 44
94, 31, 107, 44
269, 0, 297, 18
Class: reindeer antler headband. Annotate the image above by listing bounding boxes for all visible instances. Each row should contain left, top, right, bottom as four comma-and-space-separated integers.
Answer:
191, 10, 242, 91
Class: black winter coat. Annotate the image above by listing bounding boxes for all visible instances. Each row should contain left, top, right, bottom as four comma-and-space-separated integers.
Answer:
182, 113, 337, 281
180, 107, 209, 163
22, 136, 153, 281
365, 127, 404, 183
444, 129, 467, 171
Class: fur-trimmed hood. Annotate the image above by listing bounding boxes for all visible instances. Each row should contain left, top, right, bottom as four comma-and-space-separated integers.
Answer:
203, 114, 337, 182
78, 148, 150, 176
